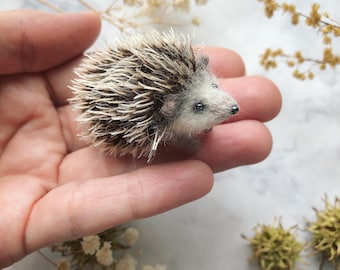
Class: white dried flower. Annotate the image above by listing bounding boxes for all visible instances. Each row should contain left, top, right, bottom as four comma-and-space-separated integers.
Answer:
142, 265, 155, 270
81, 235, 101, 255
116, 253, 137, 270
173, 0, 190, 12
123, 227, 140, 246
195, 0, 208, 5
155, 265, 167, 270
96, 242, 115, 266
57, 259, 70, 270
142, 265, 167, 270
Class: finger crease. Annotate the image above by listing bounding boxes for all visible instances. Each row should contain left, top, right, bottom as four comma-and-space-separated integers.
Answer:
18, 20, 34, 72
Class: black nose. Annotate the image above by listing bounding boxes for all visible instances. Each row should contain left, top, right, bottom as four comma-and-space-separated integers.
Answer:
231, 105, 239, 115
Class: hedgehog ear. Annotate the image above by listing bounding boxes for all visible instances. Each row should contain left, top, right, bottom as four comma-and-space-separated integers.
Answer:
196, 55, 209, 70
160, 94, 182, 119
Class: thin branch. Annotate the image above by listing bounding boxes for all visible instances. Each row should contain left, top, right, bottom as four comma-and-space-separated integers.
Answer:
36, 0, 64, 12
78, 0, 97, 12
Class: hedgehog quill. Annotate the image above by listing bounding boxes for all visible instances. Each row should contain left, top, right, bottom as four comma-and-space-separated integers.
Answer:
70, 30, 239, 162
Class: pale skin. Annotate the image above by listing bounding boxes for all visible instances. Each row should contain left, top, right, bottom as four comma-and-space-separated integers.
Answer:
0, 10, 282, 267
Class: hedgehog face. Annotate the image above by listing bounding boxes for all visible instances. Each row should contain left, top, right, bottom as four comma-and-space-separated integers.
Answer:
163, 71, 239, 137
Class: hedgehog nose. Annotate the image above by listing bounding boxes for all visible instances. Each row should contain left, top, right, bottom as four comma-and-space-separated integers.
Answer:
231, 104, 239, 115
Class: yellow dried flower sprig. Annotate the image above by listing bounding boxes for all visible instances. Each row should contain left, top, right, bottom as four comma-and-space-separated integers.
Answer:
307, 197, 340, 270
259, 0, 279, 18
258, 1, 339, 33
258, 0, 340, 80
242, 220, 304, 270
37, 0, 209, 31
260, 47, 340, 80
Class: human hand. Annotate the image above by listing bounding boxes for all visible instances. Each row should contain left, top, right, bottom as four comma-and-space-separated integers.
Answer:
0, 10, 281, 267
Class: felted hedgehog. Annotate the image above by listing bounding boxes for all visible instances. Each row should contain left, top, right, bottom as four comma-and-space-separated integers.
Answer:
70, 30, 239, 162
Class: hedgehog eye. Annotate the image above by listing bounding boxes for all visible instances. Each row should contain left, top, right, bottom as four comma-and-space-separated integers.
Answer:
193, 102, 206, 112
212, 83, 219, 88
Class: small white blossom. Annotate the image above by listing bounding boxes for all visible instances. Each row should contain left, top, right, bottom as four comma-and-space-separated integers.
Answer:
96, 242, 115, 266
81, 235, 101, 255
116, 253, 137, 270
123, 227, 140, 246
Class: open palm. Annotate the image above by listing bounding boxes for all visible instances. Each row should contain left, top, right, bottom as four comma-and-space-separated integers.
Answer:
0, 10, 281, 268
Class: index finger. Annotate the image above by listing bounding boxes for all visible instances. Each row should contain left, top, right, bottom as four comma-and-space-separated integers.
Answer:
201, 47, 245, 78
0, 10, 101, 74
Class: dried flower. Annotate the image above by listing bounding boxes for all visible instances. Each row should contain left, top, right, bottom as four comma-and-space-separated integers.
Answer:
191, 16, 201, 26
323, 47, 340, 67
195, 0, 208, 5
258, 0, 279, 18
323, 35, 332, 45
96, 242, 115, 266
292, 69, 306, 80
260, 48, 283, 70
57, 259, 70, 270
116, 253, 137, 270
173, 0, 190, 12
242, 220, 304, 270
142, 265, 167, 270
142, 266, 154, 270
334, 27, 340, 37
307, 196, 340, 269
281, 3, 295, 13
258, 1, 340, 80
281, 3, 299, 25
81, 235, 101, 255
123, 227, 140, 246
294, 51, 304, 64
287, 60, 295, 67
50, 226, 166, 270
147, 0, 163, 8
38, 0, 209, 30
307, 71, 315, 80
123, 0, 142, 6
291, 13, 299, 25
321, 25, 333, 35
305, 3, 321, 28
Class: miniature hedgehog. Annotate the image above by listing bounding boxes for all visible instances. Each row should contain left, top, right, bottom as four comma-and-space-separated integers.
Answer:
70, 30, 239, 162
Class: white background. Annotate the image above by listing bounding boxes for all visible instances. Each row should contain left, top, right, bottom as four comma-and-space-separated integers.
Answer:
1, 0, 340, 269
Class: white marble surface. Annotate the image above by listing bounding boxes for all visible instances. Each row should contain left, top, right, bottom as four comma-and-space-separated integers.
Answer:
2, 0, 340, 269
